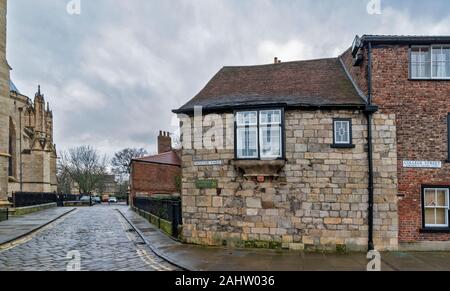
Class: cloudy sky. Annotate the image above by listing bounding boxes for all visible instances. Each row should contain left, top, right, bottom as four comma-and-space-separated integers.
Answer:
6, 0, 450, 157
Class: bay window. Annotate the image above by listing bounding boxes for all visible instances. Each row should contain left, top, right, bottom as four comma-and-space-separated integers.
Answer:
423, 187, 450, 229
411, 45, 450, 79
235, 109, 283, 160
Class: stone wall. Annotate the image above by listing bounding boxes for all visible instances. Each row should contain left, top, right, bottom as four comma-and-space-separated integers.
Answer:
0, 0, 9, 204
180, 109, 398, 251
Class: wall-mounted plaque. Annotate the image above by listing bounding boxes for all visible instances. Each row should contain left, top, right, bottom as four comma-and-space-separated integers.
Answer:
194, 160, 223, 167
195, 179, 218, 189
403, 161, 442, 169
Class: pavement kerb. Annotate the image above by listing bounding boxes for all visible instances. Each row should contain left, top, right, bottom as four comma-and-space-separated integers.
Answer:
0, 207, 77, 248
116, 208, 192, 271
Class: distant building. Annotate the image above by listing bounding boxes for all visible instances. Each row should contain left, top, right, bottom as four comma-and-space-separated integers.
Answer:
100, 175, 118, 197
130, 131, 181, 201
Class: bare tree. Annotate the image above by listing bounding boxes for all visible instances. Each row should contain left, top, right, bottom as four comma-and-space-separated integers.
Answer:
59, 146, 108, 194
57, 164, 72, 194
111, 148, 148, 181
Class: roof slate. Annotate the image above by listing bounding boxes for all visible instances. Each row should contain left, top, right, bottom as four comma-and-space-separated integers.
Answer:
132, 151, 181, 166
173, 57, 365, 114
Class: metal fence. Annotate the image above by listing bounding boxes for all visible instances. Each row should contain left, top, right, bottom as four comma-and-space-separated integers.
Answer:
12, 192, 84, 208
0, 208, 8, 222
57, 194, 80, 206
133, 197, 182, 236
12, 192, 58, 208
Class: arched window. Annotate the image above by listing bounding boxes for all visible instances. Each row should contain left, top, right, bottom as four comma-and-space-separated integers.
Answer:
8, 117, 17, 178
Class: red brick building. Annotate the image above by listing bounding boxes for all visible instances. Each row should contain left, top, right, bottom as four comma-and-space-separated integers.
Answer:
130, 131, 181, 200
344, 35, 450, 250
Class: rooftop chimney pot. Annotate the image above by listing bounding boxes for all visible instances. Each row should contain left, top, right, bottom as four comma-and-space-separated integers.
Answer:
157, 130, 172, 154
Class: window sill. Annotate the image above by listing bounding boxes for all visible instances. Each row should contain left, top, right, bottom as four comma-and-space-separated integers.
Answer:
232, 159, 286, 177
331, 144, 356, 149
420, 228, 450, 234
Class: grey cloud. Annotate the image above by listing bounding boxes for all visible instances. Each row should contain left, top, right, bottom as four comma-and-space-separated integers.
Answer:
6, 0, 450, 157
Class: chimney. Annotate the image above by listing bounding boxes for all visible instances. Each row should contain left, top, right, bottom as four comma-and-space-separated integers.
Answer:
157, 130, 172, 154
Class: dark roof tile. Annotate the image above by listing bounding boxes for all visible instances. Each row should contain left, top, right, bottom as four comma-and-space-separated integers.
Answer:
174, 57, 365, 114
132, 151, 181, 166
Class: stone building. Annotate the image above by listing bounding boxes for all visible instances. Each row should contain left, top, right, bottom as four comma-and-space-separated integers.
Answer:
0, 0, 57, 206
174, 34, 450, 252
130, 131, 181, 200
7, 85, 57, 195
174, 55, 398, 251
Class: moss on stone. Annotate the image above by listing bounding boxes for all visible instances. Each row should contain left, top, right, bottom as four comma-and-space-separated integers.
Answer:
243, 240, 282, 250
159, 218, 173, 236
336, 244, 347, 254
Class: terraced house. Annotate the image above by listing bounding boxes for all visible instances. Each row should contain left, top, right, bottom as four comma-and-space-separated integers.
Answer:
173, 34, 450, 252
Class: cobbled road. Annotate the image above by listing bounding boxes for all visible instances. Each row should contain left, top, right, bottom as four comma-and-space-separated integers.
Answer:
0, 205, 178, 271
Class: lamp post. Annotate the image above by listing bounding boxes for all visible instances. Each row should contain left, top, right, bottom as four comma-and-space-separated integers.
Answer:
18, 107, 23, 192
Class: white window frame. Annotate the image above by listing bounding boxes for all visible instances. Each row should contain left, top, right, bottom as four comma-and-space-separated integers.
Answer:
410, 45, 450, 80
236, 111, 258, 159
431, 45, 450, 80
410, 46, 431, 79
235, 109, 283, 160
423, 187, 450, 228
333, 119, 351, 145
259, 110, 282, 160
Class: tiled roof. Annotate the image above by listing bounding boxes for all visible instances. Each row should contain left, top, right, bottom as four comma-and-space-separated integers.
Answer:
173, 57, 365, 114
132, 151, 181, 166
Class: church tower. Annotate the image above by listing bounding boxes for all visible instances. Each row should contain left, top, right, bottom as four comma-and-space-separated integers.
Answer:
0, 0, 10, 205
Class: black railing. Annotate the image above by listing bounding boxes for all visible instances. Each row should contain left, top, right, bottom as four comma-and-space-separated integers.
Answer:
133, 197, 182, 237
12, 192, 58, 208
0, 208, 8, 222
57, 194, 80, 206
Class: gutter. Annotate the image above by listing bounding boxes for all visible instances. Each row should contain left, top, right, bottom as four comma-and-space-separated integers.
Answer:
365, 41, 376, 251
339, 42, 377, 251
173, 103, 367, 115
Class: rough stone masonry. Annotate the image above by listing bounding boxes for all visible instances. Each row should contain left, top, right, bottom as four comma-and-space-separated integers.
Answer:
180, 110, 398, 251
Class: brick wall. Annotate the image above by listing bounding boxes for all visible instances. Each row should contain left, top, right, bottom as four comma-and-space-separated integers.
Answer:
180, 110, 398, 251
368, 45, 450, 243
130, 161, 181, 197
340, 48, 369, 97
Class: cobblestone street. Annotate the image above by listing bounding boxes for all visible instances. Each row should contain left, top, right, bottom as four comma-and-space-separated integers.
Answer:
0, 205, 178, 271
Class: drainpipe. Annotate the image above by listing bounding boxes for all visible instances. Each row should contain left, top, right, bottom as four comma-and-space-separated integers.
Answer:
366, 42, 376, 251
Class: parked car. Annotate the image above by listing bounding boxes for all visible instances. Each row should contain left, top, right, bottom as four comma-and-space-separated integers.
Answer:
102, 195, 110, 203
108, 197, 118, 204
92, 196, 102, 204
79, 196, 94, 206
